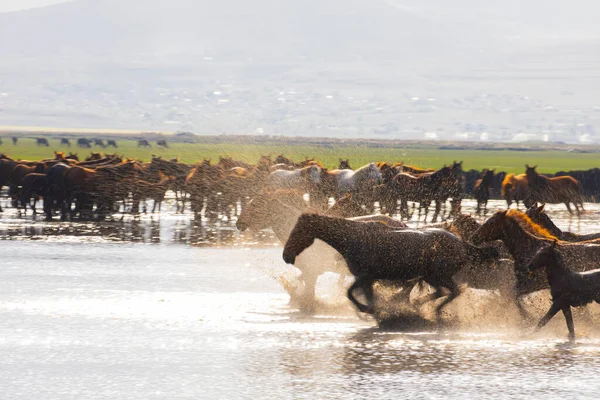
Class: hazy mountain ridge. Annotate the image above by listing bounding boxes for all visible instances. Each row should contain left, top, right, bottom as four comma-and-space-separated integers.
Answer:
1, 0, 600, 143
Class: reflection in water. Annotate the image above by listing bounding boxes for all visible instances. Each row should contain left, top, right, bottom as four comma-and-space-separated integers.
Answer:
1, 199, 600, 246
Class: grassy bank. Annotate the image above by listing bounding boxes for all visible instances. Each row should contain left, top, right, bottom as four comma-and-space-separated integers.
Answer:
1, 138, 598, 174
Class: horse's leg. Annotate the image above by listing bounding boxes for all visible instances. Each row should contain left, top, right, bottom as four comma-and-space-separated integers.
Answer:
432, 278, 460, 321
433, 200, 441, 223
535, 301, 561, 332
361, 278, 376, 314
298, 272, 318, 311
565, 202, 573, 215
562, 305, 575, 341
347, 276, 372, 313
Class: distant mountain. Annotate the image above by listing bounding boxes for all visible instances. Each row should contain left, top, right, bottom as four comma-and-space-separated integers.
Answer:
1, 0, 600, 142
0, 0, 500, 63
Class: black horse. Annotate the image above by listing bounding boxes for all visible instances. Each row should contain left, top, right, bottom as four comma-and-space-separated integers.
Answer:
473, 169, 494, 216
527, 241, 600, 340
283, 214, 497, 318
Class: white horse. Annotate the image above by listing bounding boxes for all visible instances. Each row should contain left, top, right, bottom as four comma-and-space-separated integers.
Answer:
326, 163, 381, 212
265, 164, 322, 192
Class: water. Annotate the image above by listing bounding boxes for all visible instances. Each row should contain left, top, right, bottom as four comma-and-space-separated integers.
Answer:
2, 199, 600, 399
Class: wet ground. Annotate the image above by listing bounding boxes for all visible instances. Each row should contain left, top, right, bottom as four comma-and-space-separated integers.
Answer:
2, 198, 600, 399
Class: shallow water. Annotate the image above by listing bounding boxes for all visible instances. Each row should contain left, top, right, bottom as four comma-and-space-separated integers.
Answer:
2, 199, 600, 398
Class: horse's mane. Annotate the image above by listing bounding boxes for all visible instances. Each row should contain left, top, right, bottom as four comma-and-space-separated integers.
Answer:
505, 209, 558, 240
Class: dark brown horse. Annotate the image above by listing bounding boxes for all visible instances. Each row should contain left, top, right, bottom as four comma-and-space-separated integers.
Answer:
527, 241, 600, 340
472, 210, 600, 319
525, 165, 584, 216
282, 214, 497, 317
526, 203, 600, 242
473, 169, 494, 215
236, 189, 408, 308
384, 162, 463, 222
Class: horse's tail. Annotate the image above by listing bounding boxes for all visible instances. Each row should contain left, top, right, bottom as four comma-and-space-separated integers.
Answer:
464, 242, 499, 263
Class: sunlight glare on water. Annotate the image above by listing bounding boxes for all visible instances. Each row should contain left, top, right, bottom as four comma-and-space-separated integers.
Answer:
1, 201, 600, 398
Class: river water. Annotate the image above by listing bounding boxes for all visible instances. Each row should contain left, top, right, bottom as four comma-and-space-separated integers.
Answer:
1, 199, 600, 399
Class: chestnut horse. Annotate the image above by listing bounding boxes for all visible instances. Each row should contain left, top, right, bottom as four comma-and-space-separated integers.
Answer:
282, 214, 497, 317
525, 165, 584, 216
526, 203, 600, 242
501, 173, 529, 209
472, 210, 600, 319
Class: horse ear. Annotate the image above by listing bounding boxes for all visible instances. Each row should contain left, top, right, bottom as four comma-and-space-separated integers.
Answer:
551, 239, 558, 248
538, 203, 546, 212
525, 164, 529, 169
533, 165, 537, 169
500, 210, 508, 216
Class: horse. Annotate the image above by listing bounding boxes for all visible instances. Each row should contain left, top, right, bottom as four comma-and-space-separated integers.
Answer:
501, 173, 529, 209
526, 241, 600, 340
17, 173, 48, 214
472, 209, 600, 319
526, 203, 600, 242
138, 139, 151, 148
107, 140, 118, 148
11, 137, 17, 145
156, 139, 169, 148
323, 163, 381, 213
60, 138, 71, 147
265, 164, 323, 206
385, 162, 463, 222
131, 171, 174, 214
525, 165, 584, 216
236, 189, 408, 309
282, 214, 498, 318
473, 169, 494, 215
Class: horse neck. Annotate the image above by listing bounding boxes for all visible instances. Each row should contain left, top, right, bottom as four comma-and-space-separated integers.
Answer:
501, 218, 548, 265
304, 216, 365, 256
544, 252, 573, 284
540, 215, 563, 237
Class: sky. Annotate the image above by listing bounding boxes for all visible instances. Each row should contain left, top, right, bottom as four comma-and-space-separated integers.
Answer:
0, 0, 69, 12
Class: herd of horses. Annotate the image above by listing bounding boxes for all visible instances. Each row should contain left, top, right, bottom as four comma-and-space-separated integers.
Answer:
0, 150, 586, 223
0, 149, 597, 338
239, 189, 599, 340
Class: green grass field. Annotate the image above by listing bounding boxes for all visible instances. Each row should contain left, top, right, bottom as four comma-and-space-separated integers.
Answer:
1, 138, 598, 174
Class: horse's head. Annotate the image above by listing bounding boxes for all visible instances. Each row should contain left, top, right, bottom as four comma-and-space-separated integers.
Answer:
472, 210, 508, 245
282, 214, 317, 265
526, 240, 558, 271
451, 161, 463, 175
302, 164, 322, 185
525, 164, 538, 180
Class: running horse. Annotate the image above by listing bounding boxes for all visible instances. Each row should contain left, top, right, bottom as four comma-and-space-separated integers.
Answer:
526, 203, 600, 242
282, 214, 498, 318
472, 210, 600, 319
525, 165, 584, 216
236, 189, 408, 309
527, 241, 600, 340
385, 162, 463, 222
